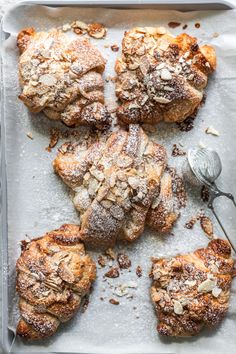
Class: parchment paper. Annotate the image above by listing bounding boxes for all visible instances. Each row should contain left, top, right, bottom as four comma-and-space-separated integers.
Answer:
2, 5, 236, 354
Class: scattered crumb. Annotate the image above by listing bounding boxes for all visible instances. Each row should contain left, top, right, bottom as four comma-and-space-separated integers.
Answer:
200, 215, 214, 239
109, 298, 119, 305
87, 23, 107, 39
172, 144, 186, 157
212, 32, 219, 38
100, 297, 104, 301
71, 20, 88, 35
142, 124, 157, 133
81, 295, 90, 313
105, 267, 120, 278
62, 23, 71, 32
198, 141, 206, 149
46, 128, 60, 152
111, 43, 119, 52
104, 43, 110, 48
201, 186, 210, 203
98, 255, 106, 267
168, 21, 181, 28
182, 24, 188, 30
26, 132, 33, 140
205, 126, 220, 136
195, 22, 201, 29
184, 216, 197, 229
176, 117, 195, 132
105, 248, 116, 260
117, 253, 131, 269
136, 266, 142, 277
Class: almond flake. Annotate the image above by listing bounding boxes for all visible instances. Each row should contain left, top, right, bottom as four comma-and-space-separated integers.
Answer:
212, 286, 222, 298
185, 279, 196, 287
160, 68, 172, 81
39, 74, 57, 86
205, 126, 220, 136
197, 279, 216, 293
173, 300, 183, 315
153, 96, 171, 104
156, 63, 166, 70
188, 74, 194, 80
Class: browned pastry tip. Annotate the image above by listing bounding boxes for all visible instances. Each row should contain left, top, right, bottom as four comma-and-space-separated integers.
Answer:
17, 27, 110, 128
53, 125, 186, 248
150, 239, 235, 337
115, 27, 216, 125
17, 28, 36, 54
16, 224, 96, 340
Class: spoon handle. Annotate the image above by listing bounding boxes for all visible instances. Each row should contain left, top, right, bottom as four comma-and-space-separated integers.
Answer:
208, 196, 236, 253
208, 183, 236, 207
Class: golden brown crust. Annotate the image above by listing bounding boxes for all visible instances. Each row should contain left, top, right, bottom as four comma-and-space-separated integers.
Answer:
150, 239, 235, 337
115, 27, 216, 124
16, 224, 96, 340
17, 28, 110, 128
53, 125, 186, 248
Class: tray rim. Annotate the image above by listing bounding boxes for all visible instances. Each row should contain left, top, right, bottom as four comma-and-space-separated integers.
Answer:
1, 1, 236, 353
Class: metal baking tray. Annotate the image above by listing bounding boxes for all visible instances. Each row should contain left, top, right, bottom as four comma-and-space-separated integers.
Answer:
1, 1, 236, 353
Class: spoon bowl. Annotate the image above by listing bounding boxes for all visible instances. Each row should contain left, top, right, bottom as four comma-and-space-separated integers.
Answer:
188, 148, 222, 186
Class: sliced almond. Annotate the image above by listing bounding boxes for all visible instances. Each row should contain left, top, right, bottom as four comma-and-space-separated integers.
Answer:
198, 278, 216, 293
185, 279, 196, 287
205, 126, 220, 136
212, 286, 222, 298
160, 68, 172, 81
153, 96, 171, 104
173, 300, 183, 315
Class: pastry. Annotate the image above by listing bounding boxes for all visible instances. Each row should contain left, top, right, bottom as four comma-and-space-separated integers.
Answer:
150, 239, 236, 337
53, 124, 186, 247
16, 224, 96, 340
115, 27, 216, 124
17, 28, 110, 128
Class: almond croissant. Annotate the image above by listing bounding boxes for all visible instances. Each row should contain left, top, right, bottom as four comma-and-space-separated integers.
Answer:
53, 125, 186, 248
150, 239, 236, 337
16, 224, 96, 340
17, 28, 110, 129
115, 27, 216, 124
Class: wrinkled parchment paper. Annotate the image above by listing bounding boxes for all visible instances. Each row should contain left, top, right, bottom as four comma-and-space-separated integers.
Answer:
2, 4, 236, 354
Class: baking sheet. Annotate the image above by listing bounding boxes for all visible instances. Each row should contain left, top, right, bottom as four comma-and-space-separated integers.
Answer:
2, 4, 236, 354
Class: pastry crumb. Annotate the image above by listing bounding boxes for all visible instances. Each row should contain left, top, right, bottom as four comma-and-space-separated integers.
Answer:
117, 253, 131, 269
88, 23, 107, 39
26, 132, 34, 140
98, 255, 106, 267
172, 144, 186, 157
200, 215, 214, 239
111, 43, 119, 52
105, 267, 120, 278
109, 298, 119, 305
136, 265, 142, 277
212, 32, 219, 38
46, 128, 60, 152
105, 248, 116, 260
168, 21, 181, 28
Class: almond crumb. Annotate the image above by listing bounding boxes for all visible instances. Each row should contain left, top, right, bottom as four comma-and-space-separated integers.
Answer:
205, 126, 219, 136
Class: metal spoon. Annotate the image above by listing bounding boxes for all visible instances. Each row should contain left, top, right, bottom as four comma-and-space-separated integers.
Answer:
188, 147, 236, 252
